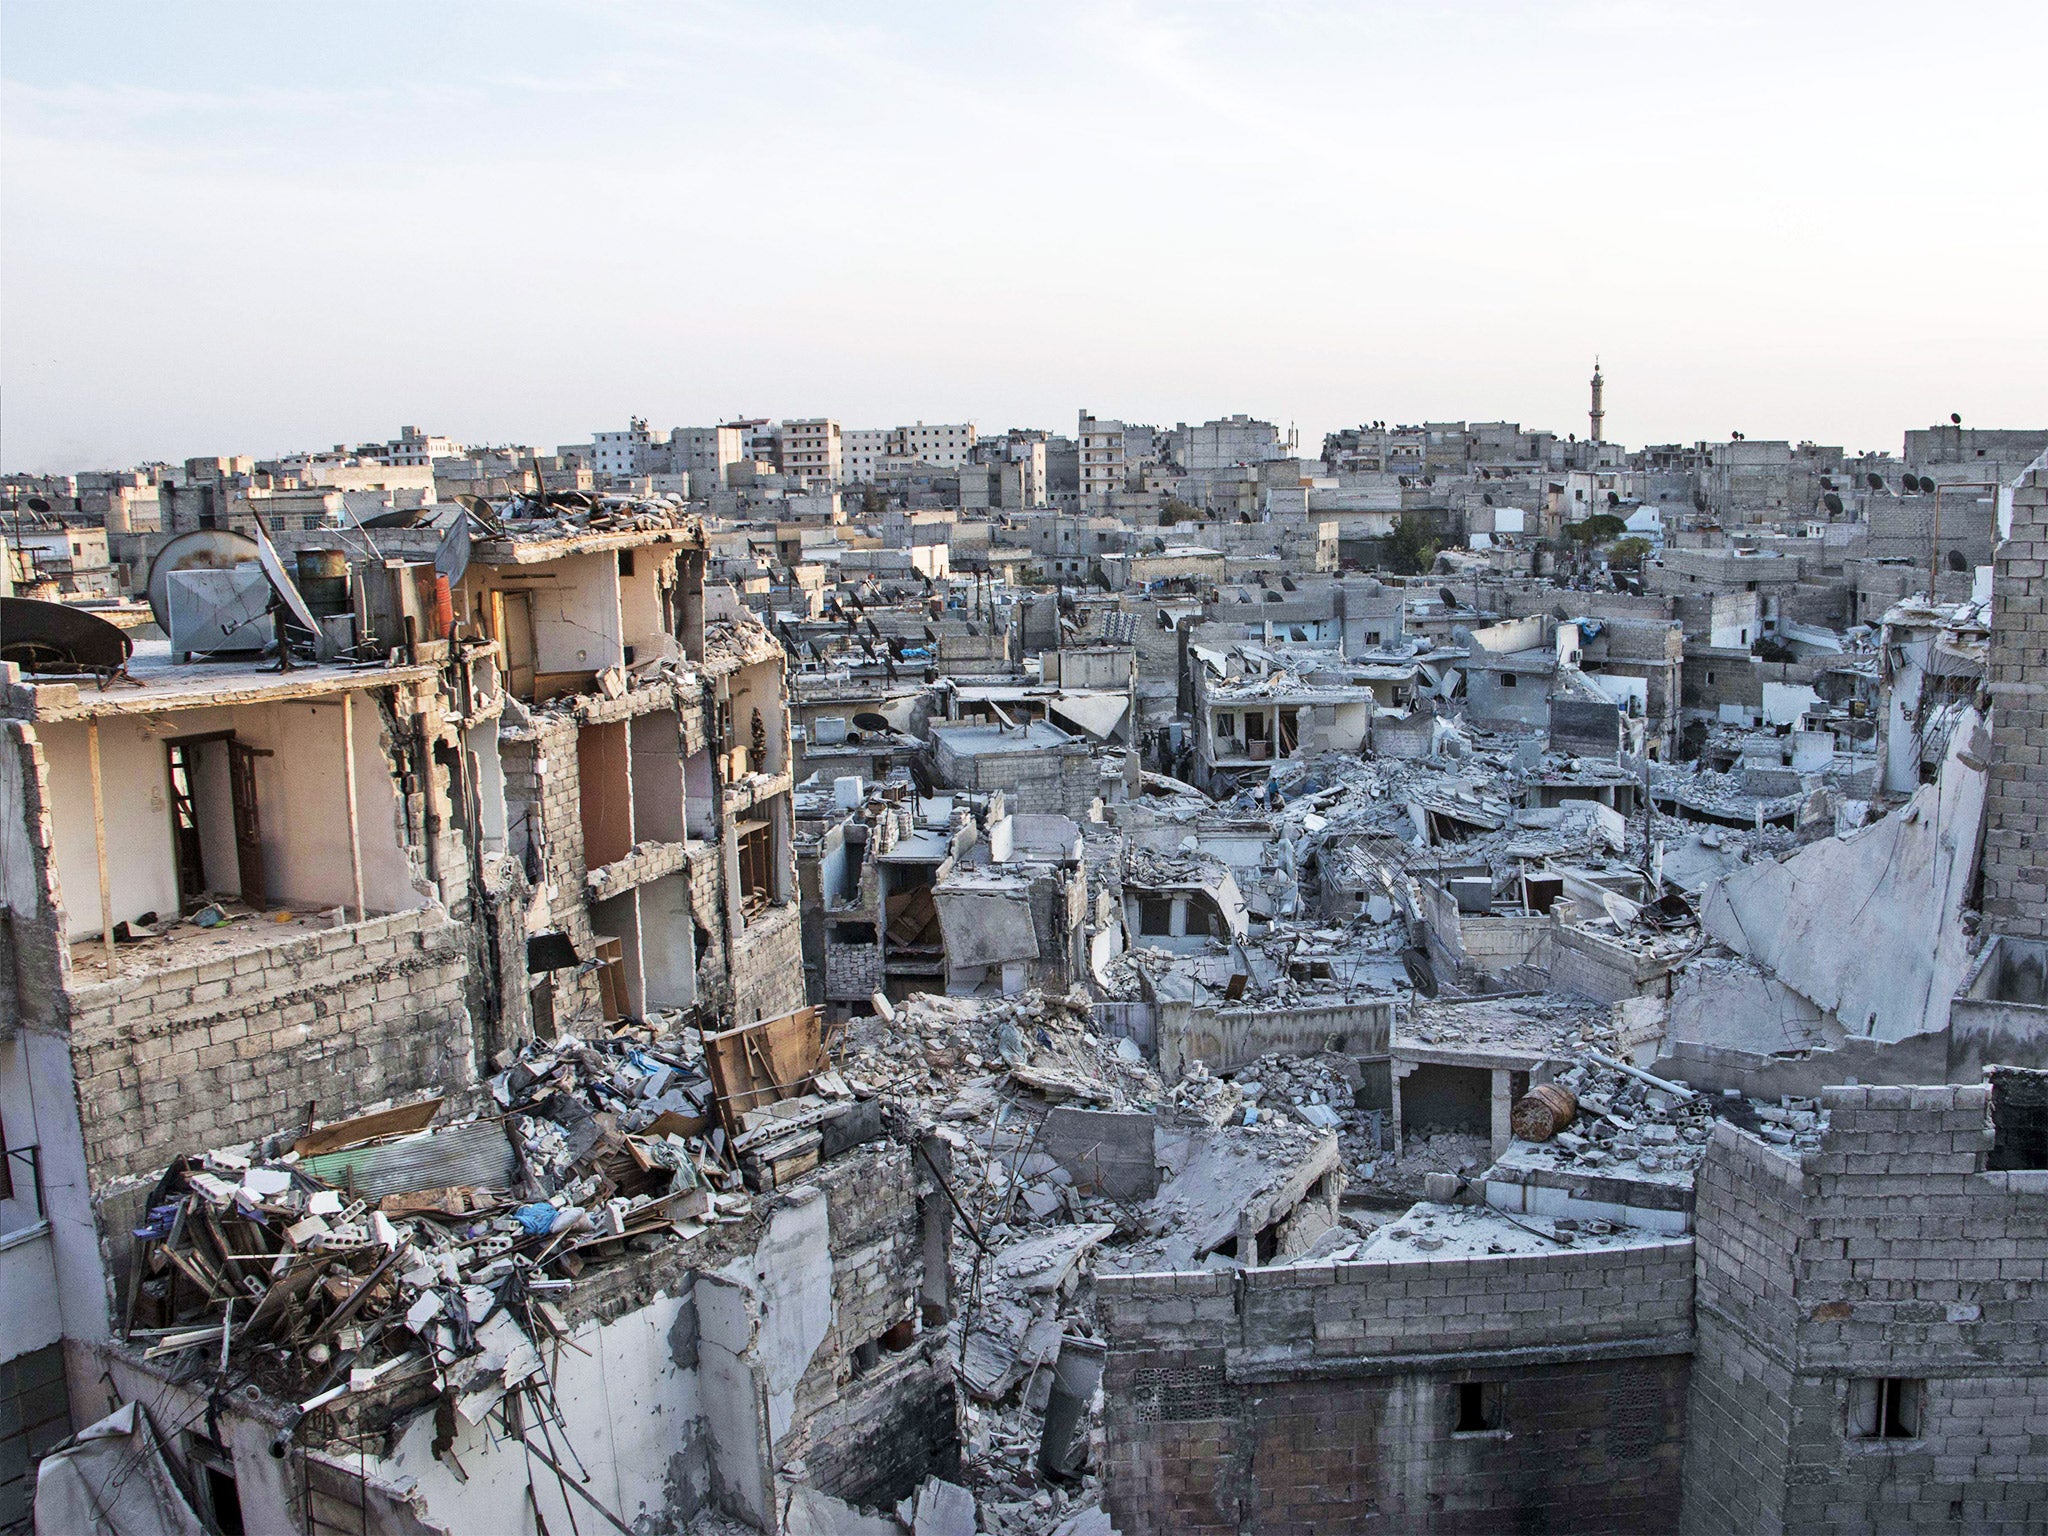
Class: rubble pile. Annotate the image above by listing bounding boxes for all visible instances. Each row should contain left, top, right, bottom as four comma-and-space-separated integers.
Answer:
1517, 1054, 1827, 1181
835, 990, 1339, 1534
122, 1025, 759, 1430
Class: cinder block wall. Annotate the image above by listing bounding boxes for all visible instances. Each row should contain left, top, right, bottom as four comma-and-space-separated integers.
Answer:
1097, 1242, 1696, 1535
64, 907, 476, 1185
1984, 469, 2048, 939
1684, 1084, 2048, 1534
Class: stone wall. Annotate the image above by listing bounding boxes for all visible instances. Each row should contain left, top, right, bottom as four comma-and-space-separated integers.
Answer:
1098, 1239, 1696, 1535
1983, 468, 2048, 939
1683, 1084, 2048, 1534
64, 906, 474, 1186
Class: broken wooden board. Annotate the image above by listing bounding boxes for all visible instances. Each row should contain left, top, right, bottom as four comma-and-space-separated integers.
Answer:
702, 1005, 825, 1134
295, 1098, 444, 1157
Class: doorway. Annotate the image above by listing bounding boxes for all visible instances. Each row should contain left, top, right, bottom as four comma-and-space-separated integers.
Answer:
165, 733, 269, 911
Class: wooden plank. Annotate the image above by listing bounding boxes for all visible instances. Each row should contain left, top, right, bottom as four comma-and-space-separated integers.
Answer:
294, 1097, 444, 1157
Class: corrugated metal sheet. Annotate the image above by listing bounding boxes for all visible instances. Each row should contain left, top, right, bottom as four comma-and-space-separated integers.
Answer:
299, 1121, 516, 1199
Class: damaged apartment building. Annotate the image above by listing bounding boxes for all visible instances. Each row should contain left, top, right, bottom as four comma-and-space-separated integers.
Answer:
8, 427, 2048, 1536
0, 500, 962, 1533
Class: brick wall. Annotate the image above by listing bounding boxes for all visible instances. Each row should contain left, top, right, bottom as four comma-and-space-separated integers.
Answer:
1983, 468, 2048, 939
1098, 1241, 1696, 1535
64, 906, 475, 1185
1684, 1084, 2048, 1534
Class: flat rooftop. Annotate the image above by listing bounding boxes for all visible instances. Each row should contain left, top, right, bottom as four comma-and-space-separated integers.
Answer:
930, 720, 1075, 754
1360, 1200, 1683, 1260
6, 641, 444, 722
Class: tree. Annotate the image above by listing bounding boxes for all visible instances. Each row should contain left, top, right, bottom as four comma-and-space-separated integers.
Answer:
1608, 536, 1652, 570
1381, 512, 1440, 575
1569, 512, 1628, 543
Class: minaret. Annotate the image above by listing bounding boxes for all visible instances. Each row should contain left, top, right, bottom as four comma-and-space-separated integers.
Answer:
1588, 358, 1605, 444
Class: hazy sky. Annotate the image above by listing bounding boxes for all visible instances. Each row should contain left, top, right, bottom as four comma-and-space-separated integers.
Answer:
5, 1, 2043, 472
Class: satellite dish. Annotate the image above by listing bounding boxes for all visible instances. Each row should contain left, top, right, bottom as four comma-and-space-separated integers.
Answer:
25, 496, 50, 514
1823, 492, 1844, 515
1820, 477, 1835, 491
1948, 549, 1968, 573
1951, 412, 1962, 425
251, 521, 323, 639
853, 711, 890, 733
146, 528, 262, 631
1439, 587, 1461, 609
1867, 473, 1885, 491
360, 507, 426, 529
0, 596, 133, 677
1918, 475, 1937, 494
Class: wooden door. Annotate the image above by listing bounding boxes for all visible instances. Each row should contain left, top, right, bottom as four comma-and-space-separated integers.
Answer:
166, 743, 207, 909
227, 739, 267, 909
498, 589, 537, 699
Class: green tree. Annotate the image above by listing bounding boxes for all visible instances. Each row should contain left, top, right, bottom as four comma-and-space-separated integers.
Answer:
1569, 512, 1628, 543
1381, 512, 1441, 574
1608, 536, 1652, 570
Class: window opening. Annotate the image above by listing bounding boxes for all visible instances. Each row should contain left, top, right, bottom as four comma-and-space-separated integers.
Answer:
1454, 1381, 1502, 1433
1849, 1378, 1920, 1440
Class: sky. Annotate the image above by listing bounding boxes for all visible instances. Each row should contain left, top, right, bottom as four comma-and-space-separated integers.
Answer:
4, 1, 2044, 473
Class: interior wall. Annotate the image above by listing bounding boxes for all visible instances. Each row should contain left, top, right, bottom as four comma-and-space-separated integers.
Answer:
639, 873, 697, 1011
730, 661, 787, 776
579, 723, 633, 869
1400, 1062, 1492, 1138
36, 718, 181, 940
188, 740, 238, 896
465, 722, 507, 857
591, 889, 645, 1018
523, 553, 624, 675
630, 712, 686, 844
685, 747, 716, 839
618, 552, 674, 665
235, 699, 419, 914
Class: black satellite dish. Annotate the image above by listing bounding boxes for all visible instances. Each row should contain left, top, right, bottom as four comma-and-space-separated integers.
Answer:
1823, 492, 1844, 515
1867, 473, 1885, 491
1439, 587, 1461, 610
1820, 477, 1835, 491
25, 496, 51, 515
852, 711, 890, 733
1951, 412, 1962, 425
0, 596, 133, 678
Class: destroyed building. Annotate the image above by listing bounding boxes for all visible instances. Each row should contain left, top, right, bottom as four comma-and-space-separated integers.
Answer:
8, 431, 2048, 1536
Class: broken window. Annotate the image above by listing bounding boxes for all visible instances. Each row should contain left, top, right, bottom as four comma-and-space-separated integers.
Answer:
737, 819, 775, 916
187, 1437, 246, 1536
1138, 897, 1176, 937
1453, 1381, 1503, 1434
1849, 1378, 1920, 1440
1988, 1068, 2048, 1170
1500, 673, 1518, 688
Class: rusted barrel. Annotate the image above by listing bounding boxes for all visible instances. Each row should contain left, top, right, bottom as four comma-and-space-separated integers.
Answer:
1511, 1083, 1578, 1142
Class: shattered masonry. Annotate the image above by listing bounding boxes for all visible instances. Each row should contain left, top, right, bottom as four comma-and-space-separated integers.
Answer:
0, 447, 2045, 1535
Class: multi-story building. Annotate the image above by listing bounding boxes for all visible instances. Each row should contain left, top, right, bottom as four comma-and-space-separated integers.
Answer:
373, 425, 463, 467
667, 424, 745, 489
1168, 414, 1298, 472
780, 418, 842, 484
842, 426, 891, 483
1079, 410, 1128, 503
590, 416, 659, 479
887, 421, 977, 469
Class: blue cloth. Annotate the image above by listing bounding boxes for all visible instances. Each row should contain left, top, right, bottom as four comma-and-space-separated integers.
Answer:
514, 1202, 559, 1236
